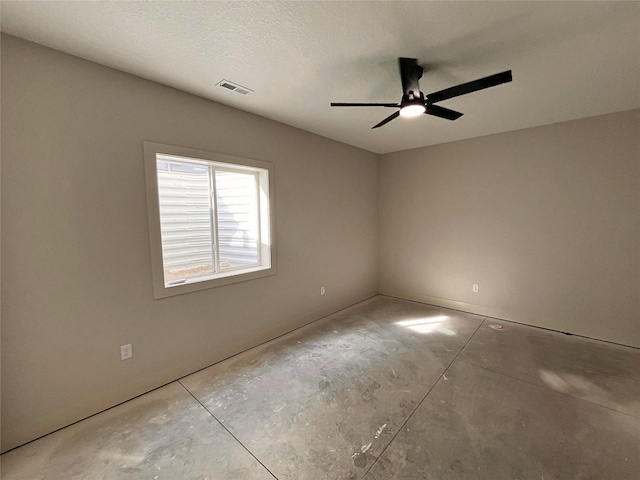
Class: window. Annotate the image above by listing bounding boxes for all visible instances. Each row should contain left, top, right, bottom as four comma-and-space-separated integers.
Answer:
144, 142, 275, 298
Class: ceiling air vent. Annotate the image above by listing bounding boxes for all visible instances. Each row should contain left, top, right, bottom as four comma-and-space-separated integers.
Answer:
216, 80, 253, 95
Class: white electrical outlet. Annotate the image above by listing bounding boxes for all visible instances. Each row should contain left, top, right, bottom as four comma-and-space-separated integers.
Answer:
120, 344, 132, 360
472, 284, 479, 293
320, 286, 326, 296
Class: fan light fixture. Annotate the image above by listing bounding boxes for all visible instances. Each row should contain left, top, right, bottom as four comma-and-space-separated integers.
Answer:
399, 104, 426, 117
330, 57, 512, 129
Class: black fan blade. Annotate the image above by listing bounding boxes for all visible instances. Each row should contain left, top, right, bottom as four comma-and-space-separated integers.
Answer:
399, 57, 423, 96
427, 70, 512, 103
372, 111, 400, 129
331, 102, 399, 107
425, 104, 463, 121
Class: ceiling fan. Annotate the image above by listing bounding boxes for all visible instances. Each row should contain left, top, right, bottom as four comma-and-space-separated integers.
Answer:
331, 58, 512, 129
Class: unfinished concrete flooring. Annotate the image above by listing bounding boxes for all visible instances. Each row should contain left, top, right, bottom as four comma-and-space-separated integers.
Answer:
2, 296, 639, 479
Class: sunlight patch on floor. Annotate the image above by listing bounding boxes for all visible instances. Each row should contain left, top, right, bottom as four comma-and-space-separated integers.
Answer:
396, 316, 454, 335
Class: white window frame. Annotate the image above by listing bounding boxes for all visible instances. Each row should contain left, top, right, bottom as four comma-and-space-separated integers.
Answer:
144, 142, 276, 299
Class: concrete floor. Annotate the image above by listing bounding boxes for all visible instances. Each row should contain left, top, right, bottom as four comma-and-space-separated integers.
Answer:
2, 296, 639, 479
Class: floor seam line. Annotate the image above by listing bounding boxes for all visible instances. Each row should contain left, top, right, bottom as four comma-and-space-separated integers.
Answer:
360, 316, 487, 479
455, 358, 640, 419
177, 380, 279, 480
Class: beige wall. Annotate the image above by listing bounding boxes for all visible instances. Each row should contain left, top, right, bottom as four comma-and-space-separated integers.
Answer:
379, 109, 640, 348
0, 35, 378, 452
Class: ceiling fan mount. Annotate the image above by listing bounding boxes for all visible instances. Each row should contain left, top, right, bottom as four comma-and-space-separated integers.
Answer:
331, 57, 512, 129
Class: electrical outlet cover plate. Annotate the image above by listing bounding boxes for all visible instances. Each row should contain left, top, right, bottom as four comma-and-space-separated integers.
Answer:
473, 284, 479, 293
120, 344, 132, 360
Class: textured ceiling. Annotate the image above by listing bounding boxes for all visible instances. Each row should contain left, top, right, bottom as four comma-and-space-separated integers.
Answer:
2, 1, 639, 154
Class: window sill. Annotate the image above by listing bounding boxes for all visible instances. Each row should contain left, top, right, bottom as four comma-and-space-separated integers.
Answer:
153, 265, 276, 299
